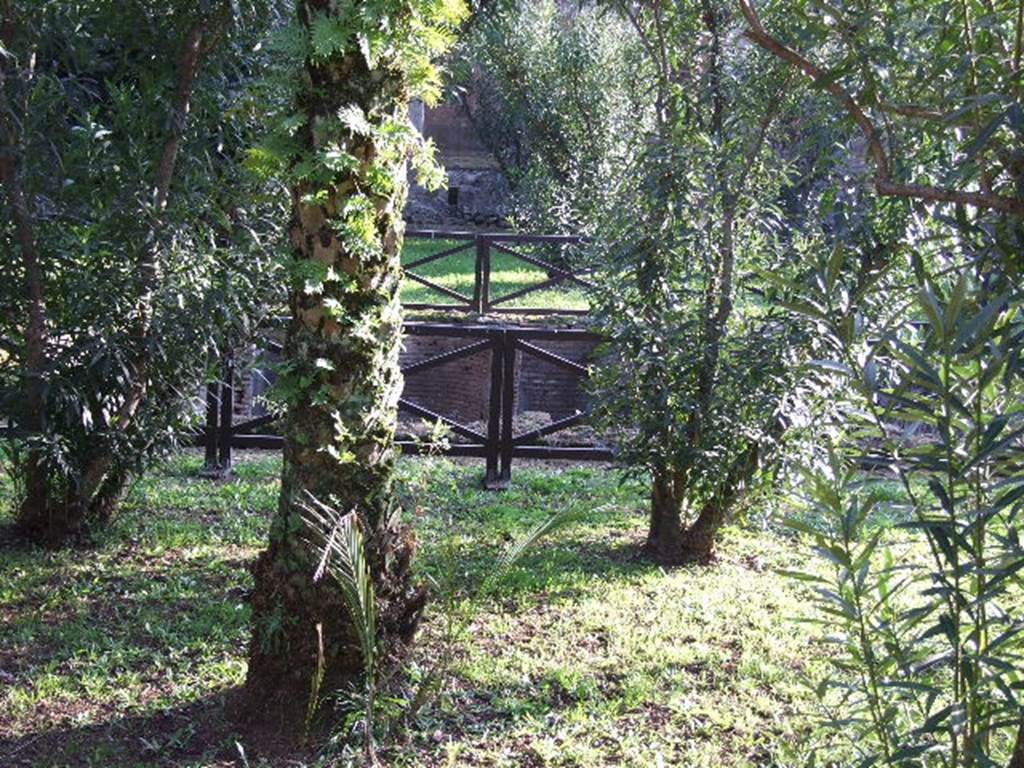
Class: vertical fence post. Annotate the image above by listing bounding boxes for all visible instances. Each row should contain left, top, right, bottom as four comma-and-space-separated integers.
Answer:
478, 236, 491, 314
217, 355, 235, 476
484, 331, 504, 489
498, 329, 516, 486
202, 381, 219, 474
472, 234, 484, 314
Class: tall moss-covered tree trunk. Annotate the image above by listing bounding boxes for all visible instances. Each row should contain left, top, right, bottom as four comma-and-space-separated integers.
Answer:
244, 0, 460, 725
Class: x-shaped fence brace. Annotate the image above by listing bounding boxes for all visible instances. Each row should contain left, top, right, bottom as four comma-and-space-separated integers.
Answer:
403, 230, 594, 316
197, 322, 612, 487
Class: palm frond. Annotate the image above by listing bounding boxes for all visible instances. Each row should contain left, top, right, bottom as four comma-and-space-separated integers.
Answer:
479, 504, 594, 598
300, 491, 378, 677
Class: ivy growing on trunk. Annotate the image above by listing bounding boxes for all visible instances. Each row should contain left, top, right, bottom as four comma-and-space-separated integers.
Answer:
242, 0, 465, 729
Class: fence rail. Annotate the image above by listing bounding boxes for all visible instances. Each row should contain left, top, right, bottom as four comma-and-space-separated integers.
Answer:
192, 229, 612, 486
196, 322, 612, 487
403, 229, 593, 316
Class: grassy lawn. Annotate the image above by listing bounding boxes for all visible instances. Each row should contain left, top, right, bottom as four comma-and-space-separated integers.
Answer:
400, 237, 589, 313
1, 453, 838, 767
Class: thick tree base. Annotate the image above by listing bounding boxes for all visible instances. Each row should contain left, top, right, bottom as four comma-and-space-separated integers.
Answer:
16, 471, 128, 546
644, 474, 720, 566
244, 510, 428, 733
243, 544, 359, 733
642, 533, 718, 566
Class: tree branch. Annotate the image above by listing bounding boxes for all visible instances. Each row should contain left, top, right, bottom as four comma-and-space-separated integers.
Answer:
123, 17, 206, 417
877, 101, 947, 121
1, 0, 53, 517
619, 1, 669, 123
0, 0, 47, 408
736, 71, 791, 200
153, 20, 205, 212
737, 0, 1024, 216
79, 17, 208, 503
1015, 0, 1023, 97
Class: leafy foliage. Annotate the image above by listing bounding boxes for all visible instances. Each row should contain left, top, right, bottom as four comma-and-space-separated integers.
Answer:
0, 0, 290, 539
785, 223, 1024, 765
752, 1, 1024, 761
740, 0, 1024, 216
589, 0, 810, 561
453, 0, 653, 234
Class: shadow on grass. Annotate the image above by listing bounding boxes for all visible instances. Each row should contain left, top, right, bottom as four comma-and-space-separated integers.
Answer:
0, 685, 310, 768
0, 533, 258, 765
1, 546, 251, 648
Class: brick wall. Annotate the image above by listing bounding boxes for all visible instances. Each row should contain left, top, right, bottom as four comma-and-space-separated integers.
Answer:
398, 332, 600, 430
229, 324, 599, 437
513, 339, 598, 419
399, 335, 494, 423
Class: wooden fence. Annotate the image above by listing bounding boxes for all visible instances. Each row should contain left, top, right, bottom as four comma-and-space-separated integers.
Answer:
195, 230, 612, 485
403, 229, 593, 316
197, 322, 611, 488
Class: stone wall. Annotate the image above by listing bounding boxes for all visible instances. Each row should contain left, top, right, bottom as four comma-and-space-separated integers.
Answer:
405, 102, 510, 228
405, 167, 510, 228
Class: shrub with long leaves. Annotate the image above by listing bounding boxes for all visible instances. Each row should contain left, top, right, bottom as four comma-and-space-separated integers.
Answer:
302, 492, 381, 759
0, 0, 289, 542
785, 232, 1024, 766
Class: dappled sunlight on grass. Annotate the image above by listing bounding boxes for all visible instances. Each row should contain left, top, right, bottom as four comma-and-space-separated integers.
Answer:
392, 459, 827, 767
0, 452, 855, 766
0, 452, 271, 760
437, 535, 814, 766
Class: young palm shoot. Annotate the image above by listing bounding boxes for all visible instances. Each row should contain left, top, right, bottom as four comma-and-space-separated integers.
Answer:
301, 492, 380, 762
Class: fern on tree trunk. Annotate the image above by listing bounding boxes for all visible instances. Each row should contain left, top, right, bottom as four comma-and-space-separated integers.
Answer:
243, 0, 462, 727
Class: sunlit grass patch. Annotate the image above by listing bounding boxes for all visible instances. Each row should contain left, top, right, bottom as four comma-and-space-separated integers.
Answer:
391, 459, 827, 768
0, 452, 865, 766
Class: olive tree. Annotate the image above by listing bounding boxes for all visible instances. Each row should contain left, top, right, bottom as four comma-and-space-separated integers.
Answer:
454, 0, 654, 234
738, 1, 1024, 763
591, 0, 810, 563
